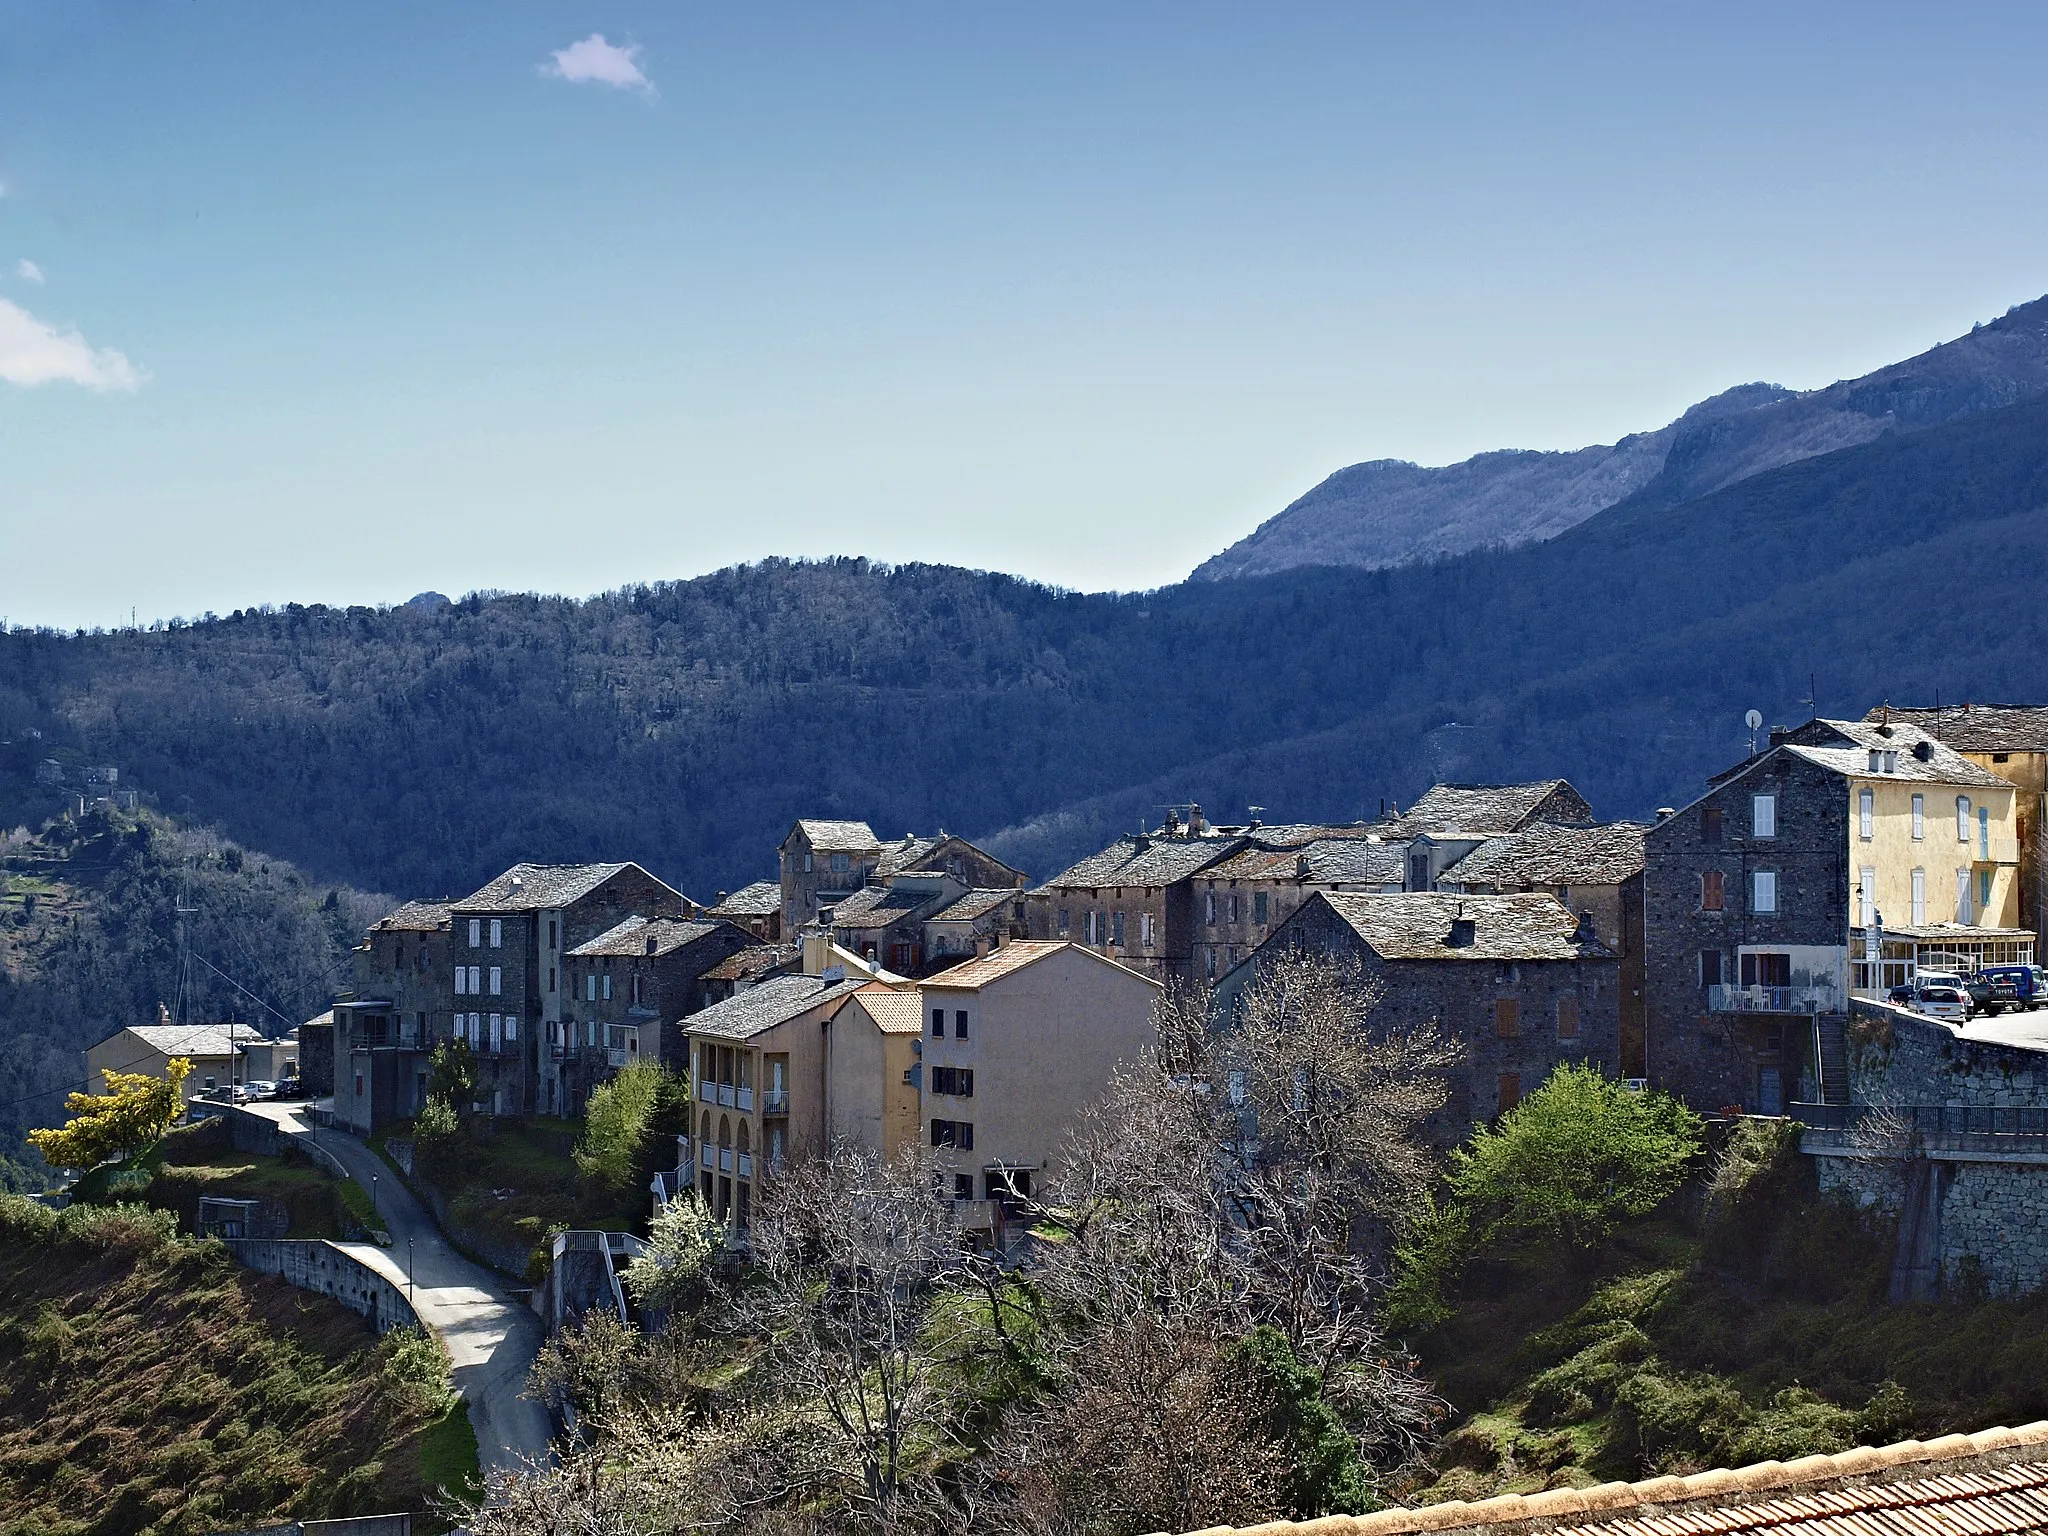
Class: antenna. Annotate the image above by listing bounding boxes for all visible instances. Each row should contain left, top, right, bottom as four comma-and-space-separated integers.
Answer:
1801, 673, 1818, 718
1745, 709, 1763, 756
175, 872, 199, 1026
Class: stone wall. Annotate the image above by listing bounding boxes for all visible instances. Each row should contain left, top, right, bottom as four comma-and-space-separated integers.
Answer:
1846, 999, 2048, 1107
226, 1238, 420, 1334
1815, 1152, 2048, 1296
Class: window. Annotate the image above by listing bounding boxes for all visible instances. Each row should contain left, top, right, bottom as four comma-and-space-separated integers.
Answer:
1057, 907, 1069, 936
1859, 867, 1876, 930
1913, 793, 1925, 840
831, 853, 848, 874
929, 1119, 974, 1150
548, 919, 557, 949
1206, 946, 1218, 979
1229, 893, 1241, 924
469, 918, 482, 948
489, 965, 502, 996
1752, 794, 1776, 838
1981, 806, 1992, 861
1859, 788, 1874, 841
1701, 807, 1723, 844
1752, 871, 1778, 913
504, 1015, 516, 1041
1958, 796, 1972, 842
602, 972, 612, 1001
1741, 953, 1791, 988
953, 1174, 975, 1201
1981, 869, 1993, 911
488, 1013, 502, 1051
489, 918, 502, 948
586, 973, 597, 1002
1254, 891, 1269, 925
1205, 891, 1216, 924
1494, 998, 1520, 1038
1408, 852, 1430, 891
1911, 868, 1926, 925
931, 1067, 974, 1097
955, 1009, 969, 1040
1498, 1073, 1521, 1113
1140, 911, 1156, 947
467, 964, 481, 994
1556, 994, 1580, 1041
1700, 950, 1724, 986
930, 1008, 945, 1038
1111, 911, 1125, 947
455, 967, 469, 996
803, 852, 813, 872
548, 966, 555, 994
352, 1073, 361, 1099
1701, 870, 1724, 911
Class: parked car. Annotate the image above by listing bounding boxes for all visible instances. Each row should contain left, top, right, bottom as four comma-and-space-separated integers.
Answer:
1909, 970, 1999, 1016
1914, 986, 1971, 1022
245, 1079, 278, 1102
1983, 965, 2048, 1010
273, 1076, 306, 1101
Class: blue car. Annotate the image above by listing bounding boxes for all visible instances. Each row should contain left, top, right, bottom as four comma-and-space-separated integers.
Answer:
1982, 965, 2048, 1011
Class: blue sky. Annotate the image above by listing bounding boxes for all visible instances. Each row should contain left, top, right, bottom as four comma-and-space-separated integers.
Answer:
4, 2, 2048, 628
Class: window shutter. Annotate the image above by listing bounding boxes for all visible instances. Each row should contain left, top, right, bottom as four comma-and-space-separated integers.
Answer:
1701, 870, 1724, 911
1556, 995, 1580, 1040
1494, 998, 1520, 1038
1498, 1073, 1521, 1113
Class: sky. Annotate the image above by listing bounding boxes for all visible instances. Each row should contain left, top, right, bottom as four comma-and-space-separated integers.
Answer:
4, 2, 2048, 629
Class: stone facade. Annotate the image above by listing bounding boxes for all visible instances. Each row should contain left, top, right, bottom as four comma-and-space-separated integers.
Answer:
560, 917, 757, 1094
1642, 749, 1850, 1111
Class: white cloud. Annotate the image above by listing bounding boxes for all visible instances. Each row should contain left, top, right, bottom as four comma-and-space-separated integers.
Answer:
0, 299, 144, 390
543, 33, 652, 92
16, 259, 43, 284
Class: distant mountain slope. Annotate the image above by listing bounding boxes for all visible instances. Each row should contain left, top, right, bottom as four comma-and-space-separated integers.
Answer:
5, 388, 2048, 921
1193, 294, 2048, 579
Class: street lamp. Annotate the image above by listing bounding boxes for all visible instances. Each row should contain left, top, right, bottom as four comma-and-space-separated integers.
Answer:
371, 1172, 379, 1223
408, 1236, 415, 1308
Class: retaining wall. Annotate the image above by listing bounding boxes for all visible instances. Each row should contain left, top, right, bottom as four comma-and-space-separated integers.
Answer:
226, 1239, 419, 1335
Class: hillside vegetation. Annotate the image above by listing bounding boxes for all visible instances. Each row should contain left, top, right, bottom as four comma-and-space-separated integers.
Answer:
0, 805, 385, 1182
0, 1196, 462, 1536
6, 387, 2048, 905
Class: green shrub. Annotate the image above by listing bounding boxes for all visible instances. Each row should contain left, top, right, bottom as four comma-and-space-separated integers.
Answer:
1230, 1325, 1377, 1516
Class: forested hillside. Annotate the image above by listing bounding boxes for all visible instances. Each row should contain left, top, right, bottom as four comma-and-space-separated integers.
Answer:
0, 806, 385, 1181
5, 390, 2048, 913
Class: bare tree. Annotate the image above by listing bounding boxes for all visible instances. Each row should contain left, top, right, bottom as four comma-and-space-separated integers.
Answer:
724, 1142, 966, 1522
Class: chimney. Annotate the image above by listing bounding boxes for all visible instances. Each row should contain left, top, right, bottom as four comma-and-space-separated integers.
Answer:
1190, 804, 1208, 835
802, 917, 834, 977
1574, 909, 1598, 944
716, 890, 728, 905
1655, 807, 1676, 821
1768, 726, 1790, 748
1446, 917, 1476, 948
1296, 853, 1312, 880
158, 1001, 172, 1024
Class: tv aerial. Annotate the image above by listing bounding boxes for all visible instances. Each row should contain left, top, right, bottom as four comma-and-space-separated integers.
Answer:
1746, 709, 1763, 754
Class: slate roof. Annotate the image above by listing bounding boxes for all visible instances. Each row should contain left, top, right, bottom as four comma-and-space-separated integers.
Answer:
1394, 780, 1589, 836
1313, 891, 1609, 962
682, 974, 871, 1041
567, 916, 727, 958
1164, 1422, 2048, 1536
1204, 838, 1405, 885
923, 940, 1160, 991
792, 819, 882, 854
876, 834, 944, 876
928, 888, 1026, 924
119, 1024, 245, 1059
1041, 834, 1244, 892
707, 881, 780, 917
700, 944, 797, 983
828, 882, 950, 930
1440, 821, 1648, 890
1781, 719, 2010, 789
1876, 704, 2048, 755
452, 862, 672, 913
840, 986, 927, 1035
369, 901, 453, 932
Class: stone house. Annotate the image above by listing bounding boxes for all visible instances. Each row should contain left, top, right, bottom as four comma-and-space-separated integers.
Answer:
917, 941, 1162, 1233
1641, 718, 2029, 1116
1024, 823, 1246, 980
822, 985, 926, 1161
1881, 704, 2048, 952
1217, 890, 1620, 1135
679, 972, 873, 1228
778, 820, 1025, 932
331, 900, 453, 1131
826, 870, 967, 973
922, 887, 1033, 968
705, 881, 783, 942
560, 916, 758, 1101
1192, 837, 1405, 982
1438, 821, 1649, 1077
1391, 779, 1597, 892
697, 942, 800, 1006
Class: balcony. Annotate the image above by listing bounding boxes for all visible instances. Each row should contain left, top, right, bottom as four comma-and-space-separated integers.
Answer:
717, 1083, 736, 1108
736, 1086, 755, 1113
718, 1147, 734, 1173
700, 1144, 713, 1171
737, 1152, 753, 1179
1707, 983, 1845, 1015
762, 1089, 790, 1116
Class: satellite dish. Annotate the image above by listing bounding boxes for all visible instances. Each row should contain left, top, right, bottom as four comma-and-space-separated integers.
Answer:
1745, 709, 1763, 731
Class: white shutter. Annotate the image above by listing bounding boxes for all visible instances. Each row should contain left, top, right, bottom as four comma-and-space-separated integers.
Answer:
1859, 789, 1873, 841
489, 966, 502, 996
1912, 794, 1924, 840
1911, 869, 1926, 925
455, 967, 467, 996
1752, 794, 1776, 838
490, 918, 502, 948
1859, 867, 1876, 929
1752, 871, 1777, 913
469, 918, 481, 948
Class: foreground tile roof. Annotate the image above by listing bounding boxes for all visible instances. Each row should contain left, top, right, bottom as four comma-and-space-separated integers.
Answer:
707, 881, 781, 917
876, 834, 945, 875
1171, 1422, 2048, 1536
1207, 839, 1405, 885
566, 916, 728, 958
828, 881, 950, 929
1441, 822, 1648, 890
922, 939, 1160, 991
1317, 891, 1609, 962
841, 985, 927, 1035
1876, 705, 2048, 756
683, 973, 868, 1041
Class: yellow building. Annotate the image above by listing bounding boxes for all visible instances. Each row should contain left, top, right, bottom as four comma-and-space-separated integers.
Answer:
822, 986, 924, 1160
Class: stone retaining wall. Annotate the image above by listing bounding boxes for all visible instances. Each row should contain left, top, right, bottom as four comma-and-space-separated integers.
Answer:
1846, 999, 2048, 1107
226, 1239, 419, 1334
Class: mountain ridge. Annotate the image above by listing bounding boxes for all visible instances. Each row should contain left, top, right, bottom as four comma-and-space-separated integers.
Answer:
1193, 294, 2048, 580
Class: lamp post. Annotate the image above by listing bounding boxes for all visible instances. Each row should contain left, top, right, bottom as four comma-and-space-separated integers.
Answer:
408, 1236, 415, 1308
371, 1172, 379, 1224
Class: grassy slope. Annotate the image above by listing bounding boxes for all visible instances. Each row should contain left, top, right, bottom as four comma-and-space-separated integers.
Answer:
0, 1198, 461, 1536
1405, 1125, 2048, 1502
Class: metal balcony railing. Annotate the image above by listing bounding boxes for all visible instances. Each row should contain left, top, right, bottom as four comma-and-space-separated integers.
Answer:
762, 1089, 790, 1115
1791, 1101, 2048, 1155
1707, 983, 1845, 1015
736, 1087, 754, 1113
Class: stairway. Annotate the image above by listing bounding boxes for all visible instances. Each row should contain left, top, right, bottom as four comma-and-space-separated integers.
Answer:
1815, 1015, 1851, 1106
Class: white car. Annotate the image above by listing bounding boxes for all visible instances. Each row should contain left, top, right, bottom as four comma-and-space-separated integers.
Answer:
244, 1080, 278, 1101
1914, 986, 1970, 1022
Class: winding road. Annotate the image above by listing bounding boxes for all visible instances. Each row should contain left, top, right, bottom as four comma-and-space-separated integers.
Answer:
241, 1101, 555, 1477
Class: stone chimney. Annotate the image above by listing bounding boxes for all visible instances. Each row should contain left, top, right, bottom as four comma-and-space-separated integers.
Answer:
1574, 909, 1598, 945
802, 914, 835, 977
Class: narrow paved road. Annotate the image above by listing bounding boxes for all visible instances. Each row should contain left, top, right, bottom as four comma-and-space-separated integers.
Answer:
241, 1102, 555, 1477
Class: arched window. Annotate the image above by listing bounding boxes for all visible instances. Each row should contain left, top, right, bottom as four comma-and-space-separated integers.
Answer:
737, 1121, 751, 1153
701, 1110, 712, 1141
719, 1115, 732, 1148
